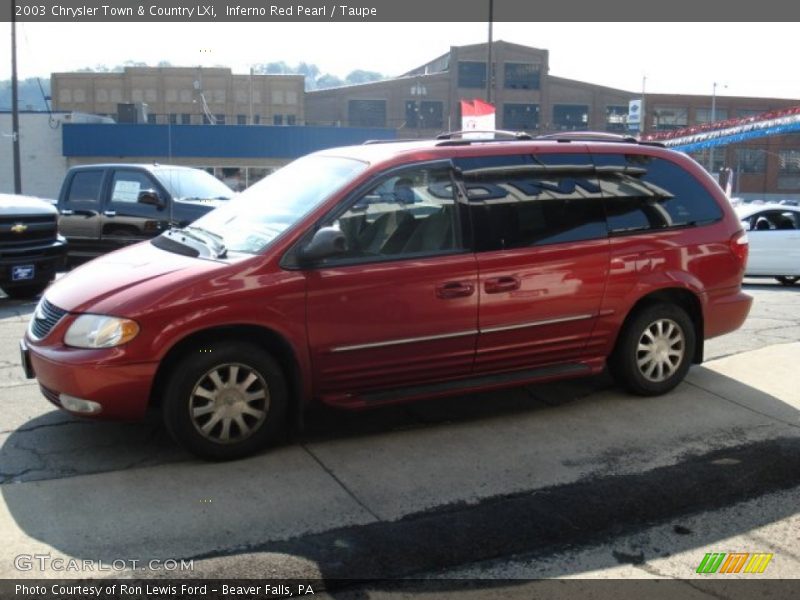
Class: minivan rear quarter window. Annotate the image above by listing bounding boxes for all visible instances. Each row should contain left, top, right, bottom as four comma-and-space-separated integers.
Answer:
593, 153, 723, 234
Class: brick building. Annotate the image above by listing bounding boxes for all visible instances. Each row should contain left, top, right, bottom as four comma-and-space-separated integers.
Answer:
51, 66, 305, 126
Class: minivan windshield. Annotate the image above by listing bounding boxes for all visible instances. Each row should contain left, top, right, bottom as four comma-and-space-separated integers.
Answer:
155, 168, 235, 201
187, 155, 368, 254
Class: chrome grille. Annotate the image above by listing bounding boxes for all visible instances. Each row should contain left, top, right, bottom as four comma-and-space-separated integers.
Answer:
30, 298, 67, 340
0, 215, 58, 247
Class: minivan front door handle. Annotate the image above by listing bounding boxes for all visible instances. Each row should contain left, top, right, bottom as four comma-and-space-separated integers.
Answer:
436, 281, 475, 299
484, 276, 521, 294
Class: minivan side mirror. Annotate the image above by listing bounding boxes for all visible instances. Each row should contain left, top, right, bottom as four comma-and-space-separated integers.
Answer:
138, 190, 166, 210
298, 227, 348, 264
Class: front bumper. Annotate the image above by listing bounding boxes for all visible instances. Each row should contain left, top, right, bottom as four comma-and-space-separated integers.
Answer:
0, 238, 67, 288
25, 341, 158, 420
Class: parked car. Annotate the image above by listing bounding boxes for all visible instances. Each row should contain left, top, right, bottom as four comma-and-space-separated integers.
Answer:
21, 133, 752, 459
56, 164, 234, 262
0, 193, 67, 299
736, 203, 800, 285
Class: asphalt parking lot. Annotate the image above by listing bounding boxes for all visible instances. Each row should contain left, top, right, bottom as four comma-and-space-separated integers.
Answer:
0, 279, 799, 589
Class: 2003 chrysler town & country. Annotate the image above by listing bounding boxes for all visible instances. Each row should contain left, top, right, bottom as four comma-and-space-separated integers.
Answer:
20, 133, 752, 459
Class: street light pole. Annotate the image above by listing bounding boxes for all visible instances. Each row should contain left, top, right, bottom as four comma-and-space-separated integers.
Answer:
486, 0, 493, 104
11, 9, 22, 193
708, 81, 727, 174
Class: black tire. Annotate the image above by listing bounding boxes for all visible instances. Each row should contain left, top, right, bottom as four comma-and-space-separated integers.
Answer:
608, 303, 696, 397
3, 282, 49, 300
162, 341, 288, 460
775, 276, 799, 286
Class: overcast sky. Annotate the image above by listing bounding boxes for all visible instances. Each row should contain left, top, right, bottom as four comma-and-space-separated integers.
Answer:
1, 22, 798, 100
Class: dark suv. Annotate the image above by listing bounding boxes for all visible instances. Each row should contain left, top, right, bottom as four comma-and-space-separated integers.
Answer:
0, 193, 67, 299
22, 133, 752, 459
56, 163, 234, 261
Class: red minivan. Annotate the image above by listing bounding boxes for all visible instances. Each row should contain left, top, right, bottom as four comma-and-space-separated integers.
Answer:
20, 133, 752, 459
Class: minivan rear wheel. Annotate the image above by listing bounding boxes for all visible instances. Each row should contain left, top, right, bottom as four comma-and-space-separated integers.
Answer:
162, 342, 288, 460
609, 303, 696, 396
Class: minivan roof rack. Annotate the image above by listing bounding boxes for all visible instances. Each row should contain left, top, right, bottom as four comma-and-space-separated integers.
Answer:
534, 131, 665, 147
362, 138, 422, 145
436, 129, 534, 141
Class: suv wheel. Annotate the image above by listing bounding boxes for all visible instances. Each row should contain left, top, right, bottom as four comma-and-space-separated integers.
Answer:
609, 303, 696, 396
776, 276, 799, 286
162, 342, 288, 460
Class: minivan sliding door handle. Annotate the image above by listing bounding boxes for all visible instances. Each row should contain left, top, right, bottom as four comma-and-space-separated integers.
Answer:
484, 276, 521, 294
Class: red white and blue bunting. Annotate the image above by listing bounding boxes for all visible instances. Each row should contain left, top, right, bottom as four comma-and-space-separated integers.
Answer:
642, 106, 800, 152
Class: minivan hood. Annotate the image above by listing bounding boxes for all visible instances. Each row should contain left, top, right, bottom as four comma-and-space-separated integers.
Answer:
44, 241, 223, 314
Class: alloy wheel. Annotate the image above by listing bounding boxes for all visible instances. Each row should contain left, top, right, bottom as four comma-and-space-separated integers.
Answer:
189, 363, 270, 444
636, 318, 685, 383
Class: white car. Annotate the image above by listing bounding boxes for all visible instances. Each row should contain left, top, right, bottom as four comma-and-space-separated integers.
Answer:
736, 203, 800, 285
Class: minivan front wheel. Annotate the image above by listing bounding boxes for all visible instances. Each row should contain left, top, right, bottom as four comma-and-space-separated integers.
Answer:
162, 342, 287, 460
609, 303, 696, 396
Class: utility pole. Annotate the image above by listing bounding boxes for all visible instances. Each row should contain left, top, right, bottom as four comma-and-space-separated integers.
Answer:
486, 0, 493, 104
11, 8, 22, 193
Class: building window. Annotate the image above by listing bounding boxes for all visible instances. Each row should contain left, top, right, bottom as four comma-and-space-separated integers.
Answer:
96, 89, 109, 103
202, 114, 211, 125
145, 89, 157, 103
253, 115, 261, 125
215, 114, 226, 125
736, 108, 764, 118
406, 100, 444, 129
504, 63, 540, 90
237, 114, 247, 125
180, 89, 192, 103
779, 150, 800, 173
181, 113, 191, 125
606, 106, 628, 132
652, 107, 688, 131
553, 105, 589, 131
146, 114, 156, 124
212, 90, 226, 103
273, 114, 284, 125
166, 89, 178, 103
169, 113, 178, 125
131, 89, 143, 103
736, 148, 766, 173
287, 114, 297, 125
272, 90, 285, 104
458, 61, 487, 89
287, 91, 298, 105
692, 149, 727, 173
348, 99, 387, 127
695, 107, 729, 124
503, 104, 539, 130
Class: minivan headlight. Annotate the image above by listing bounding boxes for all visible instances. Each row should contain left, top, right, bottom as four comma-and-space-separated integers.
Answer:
64, 315, 140, 348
